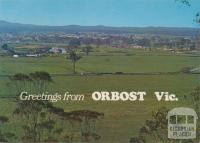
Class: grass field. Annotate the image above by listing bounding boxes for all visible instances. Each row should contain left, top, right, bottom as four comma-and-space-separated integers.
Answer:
0, 47, 200, 143
1, 48, 200, 74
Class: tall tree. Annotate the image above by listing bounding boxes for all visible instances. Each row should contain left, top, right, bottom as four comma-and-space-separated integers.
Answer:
68, 51, 82, 74
11, 72, 59, 142
178, 0, 200, 50
196, 12, 200, 23
176, 0, 191, 6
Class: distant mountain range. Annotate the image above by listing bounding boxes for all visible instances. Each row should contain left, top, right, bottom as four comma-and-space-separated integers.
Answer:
0, 20, 199, 36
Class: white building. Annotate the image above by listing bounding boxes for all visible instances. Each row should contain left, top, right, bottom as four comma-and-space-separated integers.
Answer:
49, 47, 67, 54
13, 54, 19, 58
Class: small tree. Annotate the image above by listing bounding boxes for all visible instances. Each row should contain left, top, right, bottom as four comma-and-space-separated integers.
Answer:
0, 116, 16, 142
1, 44, 15, 55
68, 51, 82, 74
185, 87, 200, 142
13, 99, 67, 142
131, 107, 170, 143
129, 137, 145, 143
1, 44, 8, 50
29, 71, 52, 93
47, 107, 104, 142
9, 73, 32, 95
10, 72, 55, 142
10, 72, 52, 95
82, 46, 93, 55
66, 110, 104, 142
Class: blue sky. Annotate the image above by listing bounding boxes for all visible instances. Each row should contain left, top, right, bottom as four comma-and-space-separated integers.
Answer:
0, 0, 199, 27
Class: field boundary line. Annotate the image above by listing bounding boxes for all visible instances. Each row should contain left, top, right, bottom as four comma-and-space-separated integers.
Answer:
1, 72, 200, 77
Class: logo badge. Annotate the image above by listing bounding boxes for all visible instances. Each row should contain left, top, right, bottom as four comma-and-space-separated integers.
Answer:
167, 107, 198, 139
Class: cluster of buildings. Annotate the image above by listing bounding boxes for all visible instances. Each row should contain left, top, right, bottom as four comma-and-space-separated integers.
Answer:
12, 47, 67, 58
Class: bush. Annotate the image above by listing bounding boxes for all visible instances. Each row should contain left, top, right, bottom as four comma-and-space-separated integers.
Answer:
129, 137, 144, 143
180, 67, 192, 73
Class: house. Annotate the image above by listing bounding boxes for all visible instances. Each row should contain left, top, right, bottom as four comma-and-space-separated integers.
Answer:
49, 47, 60, 54
49, 47, 67, 54
60, 48, 67, 54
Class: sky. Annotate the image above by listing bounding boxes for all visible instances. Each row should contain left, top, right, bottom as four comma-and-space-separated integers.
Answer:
0, 0, 199, 27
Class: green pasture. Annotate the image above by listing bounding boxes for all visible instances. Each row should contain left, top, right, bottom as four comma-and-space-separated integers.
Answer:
1, 48, 200, 75
0, 47, 200, 142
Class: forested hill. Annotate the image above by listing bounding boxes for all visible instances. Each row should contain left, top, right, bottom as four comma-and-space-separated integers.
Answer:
0, 20, 198, 36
